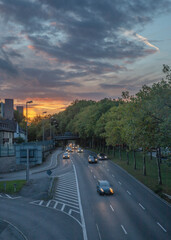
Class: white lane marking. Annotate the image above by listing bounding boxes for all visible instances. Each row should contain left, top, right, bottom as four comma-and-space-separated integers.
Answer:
39, 200, 43, 205
73, 164, 88, 240
139, 203, 145, 210
121, 225, 127, 235
3, 220, 28, 240
57, 185, 77, 191
90, 169, 93, 172
112, 174, 115, 177
69, 209, 72, 215
61, 204, 65, 211
55, 189, 78, 196
5, 194, 12, 199
94, 175, 96, 179
56, 192, 78, 200
55, 194, 79, 203
58, 183, 76, 187
53, 202, 58, 208
118, 181, 122, 185
54, 197, 79, 206
58, 179, 76, 184
46, 201, 51, 207
127, 190, 131, 195
96, 224, 102, 240
110, 204, 114, 212
157, 222, 167, 232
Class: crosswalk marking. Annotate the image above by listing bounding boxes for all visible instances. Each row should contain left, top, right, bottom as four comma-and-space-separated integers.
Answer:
30, 168, 81, 225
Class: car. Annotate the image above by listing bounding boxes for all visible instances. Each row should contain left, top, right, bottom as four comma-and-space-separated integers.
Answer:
97, 153, 108, 160
77, 147, 83, 153
88, 155, 98, 163
63, 152, 70, 159
97, 180, 114, 195
67, 147, 73, 152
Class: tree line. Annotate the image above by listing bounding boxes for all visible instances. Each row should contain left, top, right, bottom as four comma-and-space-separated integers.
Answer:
28, 65, 171, 185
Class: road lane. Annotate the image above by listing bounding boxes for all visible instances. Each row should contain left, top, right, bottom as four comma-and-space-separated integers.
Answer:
71, 150, 171, 240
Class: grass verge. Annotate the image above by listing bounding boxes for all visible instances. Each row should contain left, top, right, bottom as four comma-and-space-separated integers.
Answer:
0, 180, 26, 194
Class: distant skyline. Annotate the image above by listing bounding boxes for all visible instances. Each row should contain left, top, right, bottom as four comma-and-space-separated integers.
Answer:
0, 0, 171, 117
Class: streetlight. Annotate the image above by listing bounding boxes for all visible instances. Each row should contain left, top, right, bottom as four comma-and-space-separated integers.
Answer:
26, 100, 33, 143
42, 111, 47, 141
25, 100, 33, 183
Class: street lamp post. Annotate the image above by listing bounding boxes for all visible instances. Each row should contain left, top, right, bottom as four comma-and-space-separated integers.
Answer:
42, 111, 47, 142
26, 100, 33, 143
25, 100, 33, 183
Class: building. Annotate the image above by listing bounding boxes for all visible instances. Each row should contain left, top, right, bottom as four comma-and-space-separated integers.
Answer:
4, 99, 14, 120
0, 102, 4, 118
0, 119, 15, 145
16, 106, 24, 116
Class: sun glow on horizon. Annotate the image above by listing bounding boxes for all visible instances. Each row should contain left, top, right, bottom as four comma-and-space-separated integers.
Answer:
15, 98, 71, 119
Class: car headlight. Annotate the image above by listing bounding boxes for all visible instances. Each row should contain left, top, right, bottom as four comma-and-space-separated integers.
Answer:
110, 188, 114, 193
100, 188, 104, 192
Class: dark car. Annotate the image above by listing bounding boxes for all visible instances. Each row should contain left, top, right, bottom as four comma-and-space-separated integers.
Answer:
97, 180, 114, 195
88, 155, 98, 163
97, 153, 108, 160
63, 152, 70, 159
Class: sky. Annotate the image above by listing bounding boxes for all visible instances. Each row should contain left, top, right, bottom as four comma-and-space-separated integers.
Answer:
0, 0, 171, 118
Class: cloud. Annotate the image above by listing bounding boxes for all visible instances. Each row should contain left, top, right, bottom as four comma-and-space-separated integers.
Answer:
135, 33, 159, 51
0, 0, 171, 107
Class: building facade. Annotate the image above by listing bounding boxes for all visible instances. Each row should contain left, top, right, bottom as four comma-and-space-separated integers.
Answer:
16, 106, 24, 116
4, 99, 14, 120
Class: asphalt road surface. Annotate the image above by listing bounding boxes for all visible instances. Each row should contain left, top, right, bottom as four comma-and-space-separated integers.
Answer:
0, 148, 171, 240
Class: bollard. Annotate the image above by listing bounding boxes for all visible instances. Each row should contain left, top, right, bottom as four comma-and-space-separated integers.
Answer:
14, 183, 17, 192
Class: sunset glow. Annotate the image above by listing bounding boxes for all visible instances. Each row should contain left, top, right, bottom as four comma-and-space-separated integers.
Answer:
15, 98, 71, 119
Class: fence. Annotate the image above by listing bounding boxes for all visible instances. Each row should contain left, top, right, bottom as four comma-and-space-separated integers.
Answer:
0, 140, 55, 158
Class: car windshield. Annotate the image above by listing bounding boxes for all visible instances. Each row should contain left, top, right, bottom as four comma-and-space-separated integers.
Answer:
100, 181, 110, 187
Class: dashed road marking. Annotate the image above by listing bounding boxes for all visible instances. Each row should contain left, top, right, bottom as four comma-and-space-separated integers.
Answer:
157, 222, 167, 232
127, 190, 131, 195
112, 174, 115, 177
118, 181, 122, 185
110, 204, 114, 212
139, 203, 145, 210
121, 225, 127, 235
96, 224, 102, 240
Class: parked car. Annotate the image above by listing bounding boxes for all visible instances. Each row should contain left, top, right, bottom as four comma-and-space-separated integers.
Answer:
97, 180, 114, 195
97, 153, 108, 160
88, 155, 98, 163
63, 152, 70, 159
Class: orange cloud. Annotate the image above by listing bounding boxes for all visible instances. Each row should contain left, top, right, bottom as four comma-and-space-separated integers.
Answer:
28, 45, 35, 50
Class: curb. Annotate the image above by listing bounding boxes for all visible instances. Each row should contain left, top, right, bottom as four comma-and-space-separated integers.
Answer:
0, 219, 28, 240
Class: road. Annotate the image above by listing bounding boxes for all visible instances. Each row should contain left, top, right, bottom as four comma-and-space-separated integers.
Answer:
0, 148, 171, 240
